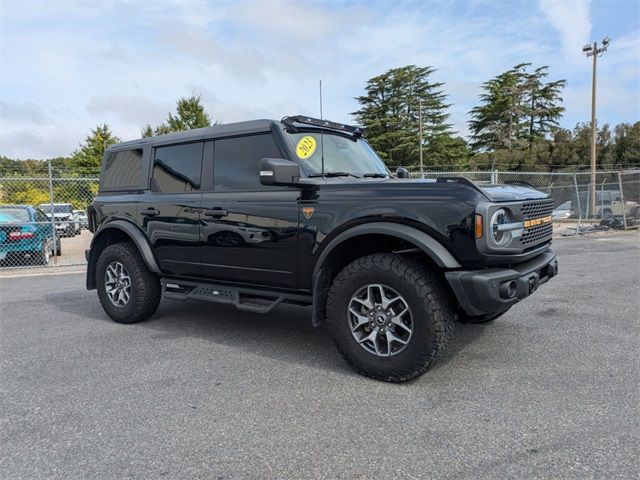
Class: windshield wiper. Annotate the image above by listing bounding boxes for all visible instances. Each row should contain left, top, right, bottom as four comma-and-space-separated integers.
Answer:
308, 172, 361, 178
362, 172, 390, 178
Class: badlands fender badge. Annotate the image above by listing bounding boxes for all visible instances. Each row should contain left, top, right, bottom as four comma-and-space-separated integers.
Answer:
302, 207, 315, 219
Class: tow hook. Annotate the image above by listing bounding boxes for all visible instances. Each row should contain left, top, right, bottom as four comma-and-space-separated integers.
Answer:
528, 276, 538, 294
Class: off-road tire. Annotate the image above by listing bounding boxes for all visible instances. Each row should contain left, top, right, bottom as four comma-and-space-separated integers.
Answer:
96, 242, 161, 324
326, 253, 455, 383
458, 307, 511, 324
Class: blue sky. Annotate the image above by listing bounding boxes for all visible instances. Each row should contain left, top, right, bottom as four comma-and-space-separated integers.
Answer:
1, 0, 638, 159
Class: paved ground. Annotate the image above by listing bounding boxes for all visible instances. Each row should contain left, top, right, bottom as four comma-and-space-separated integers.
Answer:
1, 233, 638, 479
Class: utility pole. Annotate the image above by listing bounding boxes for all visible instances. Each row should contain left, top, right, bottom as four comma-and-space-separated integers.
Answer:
583, 37, 609, 217
418, 98, 424, 178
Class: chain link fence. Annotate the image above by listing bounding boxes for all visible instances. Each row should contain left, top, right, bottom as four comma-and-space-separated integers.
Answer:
0, 163, 98, 270
408, 168, 640, 234
1, 164, 638, 270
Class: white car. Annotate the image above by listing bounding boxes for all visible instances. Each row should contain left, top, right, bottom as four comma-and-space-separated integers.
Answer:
552, 201, 572, 220
38, 203, 81, 237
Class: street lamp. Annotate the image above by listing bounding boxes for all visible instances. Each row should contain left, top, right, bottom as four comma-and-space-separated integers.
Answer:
583, 36, 610, 218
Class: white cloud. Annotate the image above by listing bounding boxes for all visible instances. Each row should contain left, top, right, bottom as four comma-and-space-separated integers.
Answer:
0, 0, 637, 159
539, 0, 592, 63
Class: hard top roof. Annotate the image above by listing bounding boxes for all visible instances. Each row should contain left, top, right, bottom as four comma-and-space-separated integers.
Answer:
108, 119, 278, 151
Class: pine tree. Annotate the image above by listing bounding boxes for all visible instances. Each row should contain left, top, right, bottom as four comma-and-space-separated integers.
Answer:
352, 65, 466, 167
143, 95, 214, 137
469, 64, 565, 169
70, 124, 120, 172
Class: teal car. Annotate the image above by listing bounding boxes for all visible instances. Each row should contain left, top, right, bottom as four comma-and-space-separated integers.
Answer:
0, 205, 61, 266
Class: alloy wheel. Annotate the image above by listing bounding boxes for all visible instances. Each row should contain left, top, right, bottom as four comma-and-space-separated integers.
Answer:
105, 261, 132, 307
347, 283, 413, 357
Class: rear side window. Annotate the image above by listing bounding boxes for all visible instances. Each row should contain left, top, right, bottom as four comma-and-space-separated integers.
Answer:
103, 149, 143, 189
214, 134, 282, 192
152, 142, 203, 193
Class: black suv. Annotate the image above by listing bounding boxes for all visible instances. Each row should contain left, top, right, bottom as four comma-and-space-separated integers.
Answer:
86, 116, 558, 382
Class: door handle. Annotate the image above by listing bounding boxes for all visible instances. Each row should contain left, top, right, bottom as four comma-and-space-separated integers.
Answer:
140, 208, 160, 216
204, 208, 229, 218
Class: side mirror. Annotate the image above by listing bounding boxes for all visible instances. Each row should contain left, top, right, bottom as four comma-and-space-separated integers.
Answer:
395, 167, 410, 179
260, 158, 301, 186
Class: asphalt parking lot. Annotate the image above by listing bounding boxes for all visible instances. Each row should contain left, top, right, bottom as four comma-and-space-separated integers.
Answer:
1, 233, 638, 479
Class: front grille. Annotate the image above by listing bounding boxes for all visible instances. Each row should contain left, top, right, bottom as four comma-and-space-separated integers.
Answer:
519, 199, 554, 247
521, 199, 554, 219
521, 222, 553, 246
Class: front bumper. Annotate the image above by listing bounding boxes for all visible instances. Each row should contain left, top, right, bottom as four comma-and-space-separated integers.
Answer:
445, 249, 558, 317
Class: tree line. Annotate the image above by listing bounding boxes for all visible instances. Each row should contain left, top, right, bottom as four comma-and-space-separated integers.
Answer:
1, 66, 639, 185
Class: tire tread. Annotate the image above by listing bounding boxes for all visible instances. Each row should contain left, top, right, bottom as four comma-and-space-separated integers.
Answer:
326, 253, 454, 383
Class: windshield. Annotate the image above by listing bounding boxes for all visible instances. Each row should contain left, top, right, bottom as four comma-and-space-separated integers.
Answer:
286, 131, 388, 177
39, 204, 72, 214
0, 207, 30, 223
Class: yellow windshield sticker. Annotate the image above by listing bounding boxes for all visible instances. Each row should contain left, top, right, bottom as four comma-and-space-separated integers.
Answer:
296, 136, 317, 160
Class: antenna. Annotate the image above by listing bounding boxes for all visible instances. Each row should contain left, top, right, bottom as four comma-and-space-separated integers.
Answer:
319, 80, 325, 178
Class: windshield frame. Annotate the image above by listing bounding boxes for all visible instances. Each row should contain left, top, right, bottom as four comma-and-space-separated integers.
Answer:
282, 128, 390, 178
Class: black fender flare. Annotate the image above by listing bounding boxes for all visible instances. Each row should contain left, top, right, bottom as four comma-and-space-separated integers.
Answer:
310, 222, 461, 325
86, 219, 161, 290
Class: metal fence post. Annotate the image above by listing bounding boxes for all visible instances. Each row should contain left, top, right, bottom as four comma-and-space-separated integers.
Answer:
47, 160, 58, 266
617, 170, 628, 230
573, 172, 582, 236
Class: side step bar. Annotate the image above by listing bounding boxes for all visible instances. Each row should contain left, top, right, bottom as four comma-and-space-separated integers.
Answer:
161, 278, 312, 314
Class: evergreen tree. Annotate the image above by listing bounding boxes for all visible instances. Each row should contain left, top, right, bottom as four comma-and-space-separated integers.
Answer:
352, 65, 466, 167
143, 95, 214, 137
523, 66, 567, 151
469, 64, 565, 169
70, 124, 120, 172
613, 122, 640, 167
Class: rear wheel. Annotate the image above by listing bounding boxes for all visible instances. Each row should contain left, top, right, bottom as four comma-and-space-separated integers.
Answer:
34, 240, 50, 265
96, 242, 161, 324
326, 253, 455, 383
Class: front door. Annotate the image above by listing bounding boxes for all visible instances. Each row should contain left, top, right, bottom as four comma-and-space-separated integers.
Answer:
199, 133, 300, 289
138, 141, 204, 278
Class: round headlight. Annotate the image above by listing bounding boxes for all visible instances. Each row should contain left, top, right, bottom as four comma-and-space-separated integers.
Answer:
490, 208, 512, 247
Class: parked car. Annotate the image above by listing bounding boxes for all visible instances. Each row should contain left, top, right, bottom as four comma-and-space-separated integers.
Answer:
85, 115, 558, 382
552, 201, 572, 220
74, 209, 89, 229
39, 203, 80, 237
0, 205, 61, 265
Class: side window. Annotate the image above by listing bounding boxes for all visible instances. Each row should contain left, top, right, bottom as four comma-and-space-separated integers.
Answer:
103, 149, 143, 189
151, 142, 203, 193
213, 134, 282, 192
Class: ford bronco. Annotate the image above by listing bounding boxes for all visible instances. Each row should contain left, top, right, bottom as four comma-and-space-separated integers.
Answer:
86, 116, 558, 382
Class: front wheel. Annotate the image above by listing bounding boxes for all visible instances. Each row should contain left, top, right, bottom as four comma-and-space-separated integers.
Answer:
96, 242, 161, 324
326, 253, 455, 383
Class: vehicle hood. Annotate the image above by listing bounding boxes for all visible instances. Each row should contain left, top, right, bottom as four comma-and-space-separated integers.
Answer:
316, 177, 549, 202
476, 183, 549, 202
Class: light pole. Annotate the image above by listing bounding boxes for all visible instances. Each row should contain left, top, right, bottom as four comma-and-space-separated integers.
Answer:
582, 37, 609, 218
